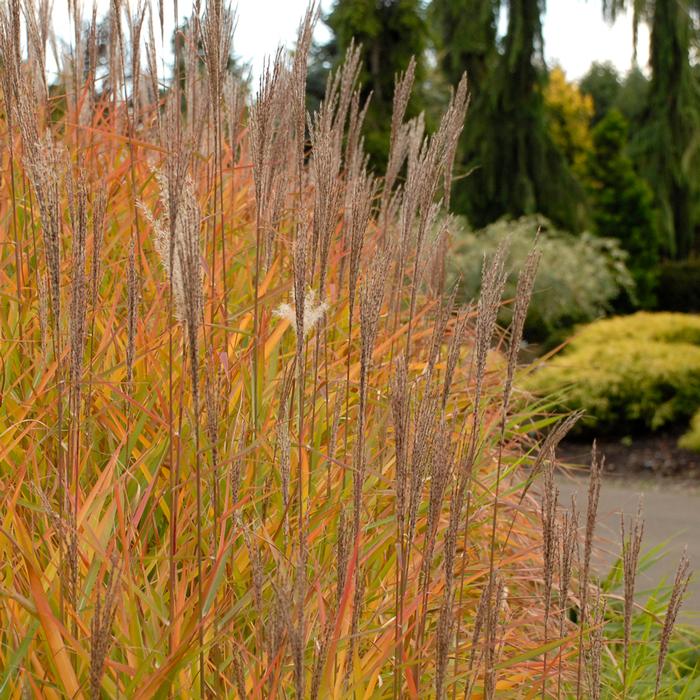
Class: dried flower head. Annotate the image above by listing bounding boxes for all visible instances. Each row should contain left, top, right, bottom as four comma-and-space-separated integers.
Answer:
90, 557, 121, 700
655, 548, 692, 698
68, 170, 89, 410
140, 171, 202, 324
621, 498, 644, 692
24, 132, 64, 334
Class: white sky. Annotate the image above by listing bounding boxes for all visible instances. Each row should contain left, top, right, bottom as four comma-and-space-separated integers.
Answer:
51, 0, 651, 84
543, 0, 649, 78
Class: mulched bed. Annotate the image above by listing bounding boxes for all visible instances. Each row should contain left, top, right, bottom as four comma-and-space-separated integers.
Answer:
558, 431, 700, 480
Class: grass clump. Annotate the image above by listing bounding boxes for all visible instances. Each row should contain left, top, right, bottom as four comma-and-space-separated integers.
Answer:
600, 545, 699, 698
0, 2, 694, 698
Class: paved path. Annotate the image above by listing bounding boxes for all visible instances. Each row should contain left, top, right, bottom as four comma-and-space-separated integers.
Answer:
556, 471, 700, 622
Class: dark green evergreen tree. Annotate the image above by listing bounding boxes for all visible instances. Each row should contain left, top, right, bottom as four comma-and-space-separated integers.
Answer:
642, 0, 700, 257
587, 109, 659, 306
428, 0, 498, 214
429, 0, 497, 93
603, 0, 700, 257
579, 62, 649, 130
580, 61, 620, 125
615, 66, 649, 128
459, 0, 585, 231
311, 0, 427, 167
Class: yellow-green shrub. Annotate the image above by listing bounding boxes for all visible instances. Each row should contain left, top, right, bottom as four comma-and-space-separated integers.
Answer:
568, 311, 700, 346
526, 312, 700, 433
679, 410, 700, 451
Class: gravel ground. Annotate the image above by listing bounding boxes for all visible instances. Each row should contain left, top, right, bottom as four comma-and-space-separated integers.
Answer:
559, 432, 700, 480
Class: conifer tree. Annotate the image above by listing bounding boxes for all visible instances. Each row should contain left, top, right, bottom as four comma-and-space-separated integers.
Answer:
587, 109, 659, 306
428, 0, 498, 215
458, 0, 585, 230
313, 0, 427, 167
603, 0, 700, 257
580, 61, 621, 125
429, 0, 497, 93
614, 66, 649, 128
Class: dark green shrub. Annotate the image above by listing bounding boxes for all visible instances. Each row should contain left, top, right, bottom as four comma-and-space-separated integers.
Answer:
657, 259, 700, 312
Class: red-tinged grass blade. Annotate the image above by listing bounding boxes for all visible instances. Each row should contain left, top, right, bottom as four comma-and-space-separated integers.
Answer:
24, 561, 84, 700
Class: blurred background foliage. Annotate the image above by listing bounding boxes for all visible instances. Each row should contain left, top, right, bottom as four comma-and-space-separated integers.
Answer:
310, 0, 700, 445
311, 0, 700, 264
449, 215, 633, 341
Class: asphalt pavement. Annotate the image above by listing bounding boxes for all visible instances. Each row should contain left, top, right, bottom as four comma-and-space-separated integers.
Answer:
556, 471, 700, 622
